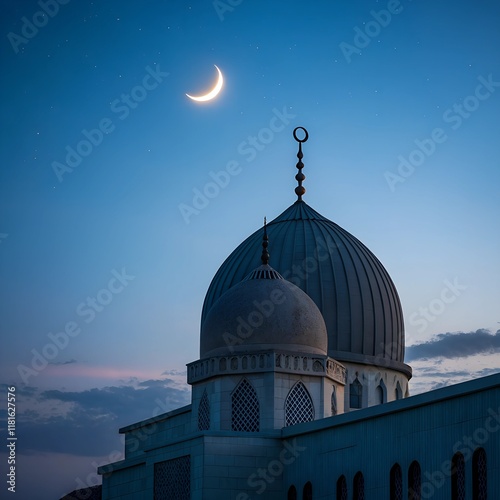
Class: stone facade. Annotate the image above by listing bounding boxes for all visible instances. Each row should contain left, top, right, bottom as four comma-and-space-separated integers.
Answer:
187, 349, 346, 432
99, 373, 500, 499
342, 361, 410, 411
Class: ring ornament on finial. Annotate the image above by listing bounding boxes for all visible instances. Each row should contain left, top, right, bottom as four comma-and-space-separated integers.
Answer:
293, 126, 309, 143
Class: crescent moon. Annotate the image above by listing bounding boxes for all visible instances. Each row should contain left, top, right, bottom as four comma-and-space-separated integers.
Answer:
186, 65, 224, 102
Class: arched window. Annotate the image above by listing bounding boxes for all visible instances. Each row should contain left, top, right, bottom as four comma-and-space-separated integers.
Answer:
451, 452, 465, 500
390, 463, 403, 500
287, 485, 297, 500
408, 461, 421, 500
376, 380, 386, 404
350, 378, 362, 409
302, 481, 312, 500
231, 379, 259, 432
472, 447, 487, 500
285, 382, 314, 426
336, 475, 348, 500
395, 381, 403, 400
353, 471, 364, 500
331, 386, 337, 416
197, 390, 210, 431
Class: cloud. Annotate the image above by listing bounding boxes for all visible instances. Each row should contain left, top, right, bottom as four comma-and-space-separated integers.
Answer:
49, 359, 77, 365
414, 368, 471, 378
161, 369, 187, 376
406, 329, 500, 361
15, 378, 190, 457
137, 378, 176, 388
476, 367, 500, 378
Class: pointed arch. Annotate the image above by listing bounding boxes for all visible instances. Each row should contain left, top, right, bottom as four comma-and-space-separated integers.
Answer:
285, 381, 314, 427
472, 447, 487, 500
302, 481, 312, 500
331, 385, 337, 416
350, 377, 362, 409
376, 379, 386, 404
287, 485, 297, 500
451, 452, 465, 500
408, 460, 421, 500
395, 381, 403, 400
390, 463, 403, 500
231, 378, 259, 432
353, 471, 364, 500
197, 389, 210, 431
336, 475, 347, 500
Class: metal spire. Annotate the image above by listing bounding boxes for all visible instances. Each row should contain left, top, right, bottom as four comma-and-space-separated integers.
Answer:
261, 217, 269, 265
293, 126, 309, 201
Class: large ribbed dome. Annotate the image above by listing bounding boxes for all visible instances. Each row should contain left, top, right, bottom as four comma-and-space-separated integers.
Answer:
202, 200, 411, 377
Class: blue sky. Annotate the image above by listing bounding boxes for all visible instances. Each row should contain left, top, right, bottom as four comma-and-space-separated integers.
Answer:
1, 0, 500, 498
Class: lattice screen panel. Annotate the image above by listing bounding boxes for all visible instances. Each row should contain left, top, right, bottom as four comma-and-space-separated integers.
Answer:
353, 472, 365, 500
154, 455, 190, 500
285, 382, 314, 427
390, 464, 403, 500
231, 379, 260, 432
198, 390, 210, 431
337, 476, 348, 500
408, 462, 421, 500
473, 448, 487, 500
452, 453, 465, 500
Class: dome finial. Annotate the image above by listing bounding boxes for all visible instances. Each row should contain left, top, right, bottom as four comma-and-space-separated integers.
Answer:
261, 217, 269, 265
293, 126, 309, 201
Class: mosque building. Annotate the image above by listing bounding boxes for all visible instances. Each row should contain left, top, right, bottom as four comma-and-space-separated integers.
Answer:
98, 128, 499, 499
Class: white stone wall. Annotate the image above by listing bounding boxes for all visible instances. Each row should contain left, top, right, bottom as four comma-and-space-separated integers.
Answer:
281, 375, 499, 499
101, 463, 148, 500
202, 435, 283, 500
123, 406, 192, 458
192, 370, 345, 432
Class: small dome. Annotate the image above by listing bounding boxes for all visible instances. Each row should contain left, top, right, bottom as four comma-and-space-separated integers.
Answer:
202, 201, 411, 377
200, 264, 328, 358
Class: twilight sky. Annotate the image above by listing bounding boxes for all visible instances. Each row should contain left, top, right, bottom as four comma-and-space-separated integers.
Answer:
1, 0, 500, 498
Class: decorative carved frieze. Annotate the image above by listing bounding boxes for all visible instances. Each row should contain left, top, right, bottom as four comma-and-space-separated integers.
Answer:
187, 351, 346, 384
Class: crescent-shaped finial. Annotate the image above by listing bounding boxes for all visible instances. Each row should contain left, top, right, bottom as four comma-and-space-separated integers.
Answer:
293, 127, 308, 201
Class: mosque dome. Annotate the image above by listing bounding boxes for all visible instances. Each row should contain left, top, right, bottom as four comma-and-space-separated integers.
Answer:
201, 128, 411, 378
200, 262, 328, 359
